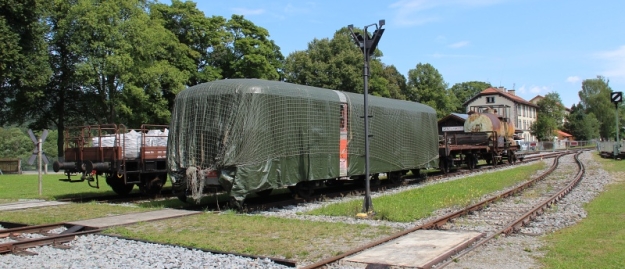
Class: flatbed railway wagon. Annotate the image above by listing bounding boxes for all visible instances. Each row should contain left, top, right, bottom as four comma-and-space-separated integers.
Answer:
167, 79, 440, 205
53, 124, 169, 195
439, 105, 520, 173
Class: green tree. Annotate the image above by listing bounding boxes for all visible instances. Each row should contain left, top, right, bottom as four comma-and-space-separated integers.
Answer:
0, 0, 51, 124
578, 76, 616, 140
283, 27, 399, 98
149, 0, 225, 86
530, 92, 564, 140
564, 104, 600, 141
380, 65, 407, 100
406, 63, 454, 118
0, 128, 58, 170
449, 81, 492, 113
283, 27, 363, 92
213, 15, 284, 80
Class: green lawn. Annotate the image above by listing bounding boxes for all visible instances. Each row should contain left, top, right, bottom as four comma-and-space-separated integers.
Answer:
0, 173, 171, 201
307, 162, 547, 222
540, 154, 625, 269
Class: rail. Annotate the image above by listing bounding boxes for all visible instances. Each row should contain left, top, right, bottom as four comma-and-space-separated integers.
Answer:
301, 151, 573, 269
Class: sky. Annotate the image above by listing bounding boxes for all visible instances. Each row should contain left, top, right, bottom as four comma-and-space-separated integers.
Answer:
170, 0, 625, 108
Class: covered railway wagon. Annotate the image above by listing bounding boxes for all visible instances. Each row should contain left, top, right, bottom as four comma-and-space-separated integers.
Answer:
167, 79, 439, 205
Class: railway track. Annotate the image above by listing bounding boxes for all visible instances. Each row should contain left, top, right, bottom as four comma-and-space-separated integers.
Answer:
301, 150, 585, 268
52, 151, 562, 211
0, 223, 101, 255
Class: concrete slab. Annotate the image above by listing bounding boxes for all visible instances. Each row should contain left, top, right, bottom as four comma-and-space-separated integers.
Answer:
67, 209, 201, 228
344, 230, 484, 268
0, 200, 69, 211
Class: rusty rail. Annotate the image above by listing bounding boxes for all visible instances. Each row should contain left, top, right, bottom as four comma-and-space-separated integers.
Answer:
0, 223, 101, 255
301, 151, 573, 269
433, 151, 586, 268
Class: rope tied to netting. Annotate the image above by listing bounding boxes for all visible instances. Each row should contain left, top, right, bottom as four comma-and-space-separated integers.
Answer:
185, 166, 205, 201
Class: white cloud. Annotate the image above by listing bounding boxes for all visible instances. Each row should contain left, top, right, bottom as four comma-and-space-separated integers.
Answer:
529, 86, 548, 94
231, 8, 265, 16
389, 0, 506, 26
595, 45, 625, 81
448, 41, 469, 48
517, 85, 549, 95
566, 76, 580, 83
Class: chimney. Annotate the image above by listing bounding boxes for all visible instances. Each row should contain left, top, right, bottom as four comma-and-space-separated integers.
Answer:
497, 86, 505, 92
508, 89, 515, 96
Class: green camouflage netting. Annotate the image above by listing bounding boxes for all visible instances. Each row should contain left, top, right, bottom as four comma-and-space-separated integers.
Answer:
167, 79, 439, 201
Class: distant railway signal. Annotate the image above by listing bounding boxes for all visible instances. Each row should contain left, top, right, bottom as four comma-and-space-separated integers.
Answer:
611, 91, 622, 105
611, 91, 622, 158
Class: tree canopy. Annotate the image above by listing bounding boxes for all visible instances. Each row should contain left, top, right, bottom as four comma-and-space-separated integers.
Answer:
563, 104, 600, 141
578, 76, 623, 140
449, 81, 492, 113
530, 92, 565, 141
406, 63, 455, 118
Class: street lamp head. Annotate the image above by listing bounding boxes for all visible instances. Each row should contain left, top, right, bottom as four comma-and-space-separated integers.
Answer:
379, 19, 385, 28
348, 24, 354, 30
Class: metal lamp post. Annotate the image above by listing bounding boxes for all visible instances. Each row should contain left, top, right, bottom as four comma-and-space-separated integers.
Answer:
348, 20, 385, 214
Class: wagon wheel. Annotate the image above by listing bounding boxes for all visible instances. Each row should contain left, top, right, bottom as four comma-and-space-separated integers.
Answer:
177, 195, 188, 203
439, 158, 449, 174
466, 154, 476, 170
106, 175, 134, 196
254, 188, 273, 197
140, 173, 167, 195
508, 151, 517, 164
290, 181, 314, 199
388, 171, 403, 184
370, 173, 381, 186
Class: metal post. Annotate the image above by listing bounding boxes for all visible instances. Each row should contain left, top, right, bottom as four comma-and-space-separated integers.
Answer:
38, 138, 42, 195
348, 20, 384, 216
615, 103, 620, 158
362, 29, 373, 213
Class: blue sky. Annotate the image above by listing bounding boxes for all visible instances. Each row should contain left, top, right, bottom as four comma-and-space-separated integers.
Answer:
175, 0, 625, 108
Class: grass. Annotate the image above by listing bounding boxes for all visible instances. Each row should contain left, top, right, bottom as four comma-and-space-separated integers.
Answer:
0, 173, 172, 202
539, 153, 625, 269
105, 212, 400, 261
307, 162, 547, 222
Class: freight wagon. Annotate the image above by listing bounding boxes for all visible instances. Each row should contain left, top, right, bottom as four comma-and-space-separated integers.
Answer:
167, 79, 440, 206
439, 105, 521, 172
53, 124, 168, 195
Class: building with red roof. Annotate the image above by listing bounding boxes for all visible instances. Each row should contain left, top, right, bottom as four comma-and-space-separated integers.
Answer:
463, 87, 538, 141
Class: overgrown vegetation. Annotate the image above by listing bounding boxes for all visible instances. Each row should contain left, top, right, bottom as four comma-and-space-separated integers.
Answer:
540, 154, 625, 268
307, 162, 547, 222
105, 212, 400, 261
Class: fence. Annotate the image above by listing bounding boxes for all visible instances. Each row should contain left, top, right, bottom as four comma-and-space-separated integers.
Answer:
516, 140, 596, 153
0, 159, 22, 174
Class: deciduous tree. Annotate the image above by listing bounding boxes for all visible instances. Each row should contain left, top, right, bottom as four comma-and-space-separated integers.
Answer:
406, 63, 454, 118
578, 76, 617, 140
530, 92, 564, 140
449, 81, 491, 113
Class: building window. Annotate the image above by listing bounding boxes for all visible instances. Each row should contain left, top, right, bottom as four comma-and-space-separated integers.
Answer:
486, 97, 495, 103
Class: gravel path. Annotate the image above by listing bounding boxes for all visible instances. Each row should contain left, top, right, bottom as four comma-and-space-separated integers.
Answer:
0, 151, 612, 269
